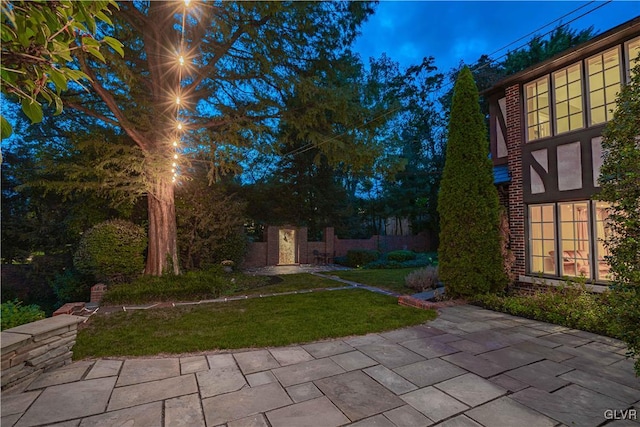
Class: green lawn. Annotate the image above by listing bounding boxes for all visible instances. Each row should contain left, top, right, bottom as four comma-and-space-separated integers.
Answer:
74, 289, 435, 358
103, 272, 345, 305
325, 268, 420, 294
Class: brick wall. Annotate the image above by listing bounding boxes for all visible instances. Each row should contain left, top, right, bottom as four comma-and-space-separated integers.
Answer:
505, 84, 526, 279
333, 232, 435, 258
243, 227, 435, 268
243, 242, 267, 268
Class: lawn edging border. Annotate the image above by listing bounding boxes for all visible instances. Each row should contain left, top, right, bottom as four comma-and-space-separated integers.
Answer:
398, 295, 468, 310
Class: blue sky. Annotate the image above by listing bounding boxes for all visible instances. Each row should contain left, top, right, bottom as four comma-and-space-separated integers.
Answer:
354, 1, 640, 73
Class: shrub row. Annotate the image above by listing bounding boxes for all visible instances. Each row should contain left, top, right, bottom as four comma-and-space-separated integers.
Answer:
472, 284, 620, 339
336, 250, 437, 270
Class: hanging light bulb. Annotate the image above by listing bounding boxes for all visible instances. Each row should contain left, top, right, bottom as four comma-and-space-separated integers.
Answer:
174, 154, 179, 159
179, 55, 185, 66
176, 96, 181, 105
173, 141, 178, 147
172, 162, 177, 167
177, 122, 183, 130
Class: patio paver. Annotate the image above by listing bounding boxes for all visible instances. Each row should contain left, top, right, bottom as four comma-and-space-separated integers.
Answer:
4, 305, 639, 427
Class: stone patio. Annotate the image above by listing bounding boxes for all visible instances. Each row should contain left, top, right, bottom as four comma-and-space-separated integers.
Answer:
2, 305, 639, 426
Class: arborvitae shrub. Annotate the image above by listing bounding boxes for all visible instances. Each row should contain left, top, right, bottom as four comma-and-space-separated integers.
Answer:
74, 219, 147, 283
437, 67, 507, 297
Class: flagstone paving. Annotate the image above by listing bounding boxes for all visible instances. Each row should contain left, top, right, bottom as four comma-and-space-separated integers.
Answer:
2, 304, 639, 426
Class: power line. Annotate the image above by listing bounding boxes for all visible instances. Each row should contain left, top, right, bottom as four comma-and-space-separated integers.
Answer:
277, 0, 614, 160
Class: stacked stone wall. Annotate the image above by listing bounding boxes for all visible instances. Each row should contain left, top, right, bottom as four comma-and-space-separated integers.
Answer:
1, 315, 85, 391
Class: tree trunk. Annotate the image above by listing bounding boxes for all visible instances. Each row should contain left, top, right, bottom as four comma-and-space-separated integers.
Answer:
145, 177, 180, 275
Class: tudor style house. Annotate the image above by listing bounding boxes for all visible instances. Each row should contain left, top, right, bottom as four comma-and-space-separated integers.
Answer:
486, 17, 639, 290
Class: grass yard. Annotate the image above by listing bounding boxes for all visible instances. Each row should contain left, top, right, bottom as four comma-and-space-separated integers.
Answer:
74, 289, 436, 358
325, 268, 420, 294
103, 271, 345, 305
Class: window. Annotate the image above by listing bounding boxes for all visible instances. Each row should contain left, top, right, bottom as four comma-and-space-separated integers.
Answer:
529, 204, 556, 275
587, 47, 621, 125
525, 76, 550, 141
553, 63, 583, 134
594, 201, 612, 281
559, 202, 590, 277
527, 201, 612, 281
627, 36, 640, 79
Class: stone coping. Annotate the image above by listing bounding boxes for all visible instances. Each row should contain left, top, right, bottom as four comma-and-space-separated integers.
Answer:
1, 315, 85, 350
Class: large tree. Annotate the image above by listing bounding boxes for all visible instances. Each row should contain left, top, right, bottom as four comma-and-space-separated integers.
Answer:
49, 1, 374, 275
597, 57, 640, 375
437, 67, 507, 297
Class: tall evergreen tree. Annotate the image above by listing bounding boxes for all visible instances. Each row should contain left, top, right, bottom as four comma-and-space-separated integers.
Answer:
437, 67, 507, 297
597, 58, 640, 376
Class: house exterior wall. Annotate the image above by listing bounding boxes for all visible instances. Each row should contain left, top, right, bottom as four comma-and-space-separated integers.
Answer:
488, 18, 639, 288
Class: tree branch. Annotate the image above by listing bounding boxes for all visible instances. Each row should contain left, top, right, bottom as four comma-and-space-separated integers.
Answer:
186, 16, 271, 92
66, 102, 120, 127
77, 53, 150, 151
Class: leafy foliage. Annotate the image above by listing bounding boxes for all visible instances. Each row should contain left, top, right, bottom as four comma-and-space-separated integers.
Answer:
597, 56, 640, 376
51, 269, 92, 305
346, 249, 381, 268
0, 0, 122, 137
73, 219, 147, 284
175, 173, 247, 271
437, 67, 507, 297
1, 299, 45, 330
473, 283, 619, 339
387, 250, 417, 262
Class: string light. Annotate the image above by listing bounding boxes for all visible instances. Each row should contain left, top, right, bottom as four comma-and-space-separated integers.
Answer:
169, 0, 192, 184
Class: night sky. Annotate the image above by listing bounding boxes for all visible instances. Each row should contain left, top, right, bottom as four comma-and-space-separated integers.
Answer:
354, 1, 640, 73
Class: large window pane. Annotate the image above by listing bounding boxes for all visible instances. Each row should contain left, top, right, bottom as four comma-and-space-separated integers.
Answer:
525, 76, 551, 141
528, 204, 556, 275
595, 201, 612, 281
558, 202, 590, 277
588, 47, 621, 125
554, 63, 583, 134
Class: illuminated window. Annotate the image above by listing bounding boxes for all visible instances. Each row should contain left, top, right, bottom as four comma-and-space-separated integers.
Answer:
525, 76, 550, 141
553, 63, 583, 134
527, 201, 613, 282
587, 47, 621, 125
594, 201, 612, 281
627, 36, 640, 79
558, 202, 590, 278
529, 204, 556, 275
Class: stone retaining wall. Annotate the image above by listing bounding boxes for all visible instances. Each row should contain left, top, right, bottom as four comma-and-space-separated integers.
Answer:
1, 315, 85, 391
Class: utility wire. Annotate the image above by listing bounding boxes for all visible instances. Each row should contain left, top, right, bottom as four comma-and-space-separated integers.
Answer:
278, 0, 613, 160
